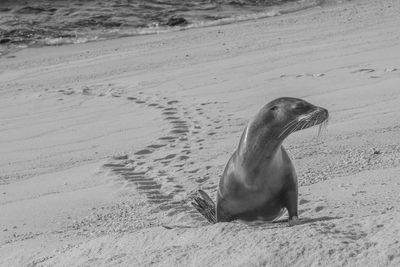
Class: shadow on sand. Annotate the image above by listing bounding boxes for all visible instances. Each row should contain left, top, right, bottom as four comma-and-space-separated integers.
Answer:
273, 216, 341, 225
162, 216, 341, 230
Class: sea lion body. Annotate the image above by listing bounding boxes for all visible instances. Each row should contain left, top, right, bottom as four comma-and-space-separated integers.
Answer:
215, 97, 328, 224
217, 146, 296, 222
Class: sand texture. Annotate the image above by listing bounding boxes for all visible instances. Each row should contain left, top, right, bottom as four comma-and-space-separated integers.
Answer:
1, 0, 400, 266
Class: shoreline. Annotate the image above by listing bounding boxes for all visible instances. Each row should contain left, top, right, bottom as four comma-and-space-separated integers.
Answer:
1, 0, 400, 265
0, 0, 341, 58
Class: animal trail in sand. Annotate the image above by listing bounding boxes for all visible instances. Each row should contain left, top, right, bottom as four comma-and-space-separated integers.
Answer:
103, 92, 224, 219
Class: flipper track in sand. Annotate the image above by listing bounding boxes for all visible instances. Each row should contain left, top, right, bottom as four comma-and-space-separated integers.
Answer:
102, 93, 222, 219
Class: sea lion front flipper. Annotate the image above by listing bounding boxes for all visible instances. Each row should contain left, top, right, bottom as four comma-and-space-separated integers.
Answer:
285, 189, 299, 226
288, 216, 300, 226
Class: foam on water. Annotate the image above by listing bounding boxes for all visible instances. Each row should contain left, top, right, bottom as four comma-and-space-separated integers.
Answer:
0, 0, 343, 56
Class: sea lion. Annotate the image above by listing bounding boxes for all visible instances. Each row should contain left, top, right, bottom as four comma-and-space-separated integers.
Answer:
192, 97, 329, 226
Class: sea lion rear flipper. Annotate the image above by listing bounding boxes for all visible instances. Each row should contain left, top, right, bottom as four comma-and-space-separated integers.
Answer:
198, 189, 215, 207
191, 190, 217, 224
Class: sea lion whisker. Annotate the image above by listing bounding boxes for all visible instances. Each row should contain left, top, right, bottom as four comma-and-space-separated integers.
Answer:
324, 117, 329, 128
312, 113, 322, 126
281, 121, 297, 133
317, 123, 323, 139
280, 119, 301, 135
287, 123, 301, 137
318, 116, 329, 138
279, 120, 302, 138
309, 114, 319, 127
297, 115, 313, 130
283, 125, 296, 138
288, 120, 305, 136
279, 115, 311, 137
293, 117, 311, 133
299, 120, 310, 132
306, 112, 320, 129
278, 122, 296, 138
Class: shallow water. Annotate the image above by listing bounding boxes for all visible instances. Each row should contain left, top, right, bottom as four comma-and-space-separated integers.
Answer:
0, 0, 333, 55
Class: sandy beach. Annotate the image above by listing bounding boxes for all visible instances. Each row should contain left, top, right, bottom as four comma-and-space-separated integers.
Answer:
1, 0, 400, 265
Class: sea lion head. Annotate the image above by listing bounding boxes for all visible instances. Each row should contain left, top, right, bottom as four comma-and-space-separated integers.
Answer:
258, 97, 329, 140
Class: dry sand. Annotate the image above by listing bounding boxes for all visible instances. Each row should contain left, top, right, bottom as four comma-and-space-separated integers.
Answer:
1, 0, 400, 266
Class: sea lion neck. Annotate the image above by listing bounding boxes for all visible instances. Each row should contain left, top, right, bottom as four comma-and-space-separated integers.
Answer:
237, 122, 283, 171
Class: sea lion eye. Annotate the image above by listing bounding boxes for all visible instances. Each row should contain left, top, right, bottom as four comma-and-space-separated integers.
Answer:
270, 106, 278, 111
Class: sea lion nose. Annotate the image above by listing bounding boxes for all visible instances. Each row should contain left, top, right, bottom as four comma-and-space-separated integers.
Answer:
317, 107, 329, 120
